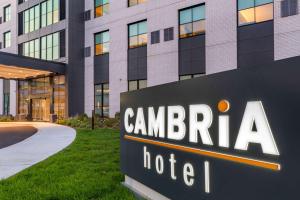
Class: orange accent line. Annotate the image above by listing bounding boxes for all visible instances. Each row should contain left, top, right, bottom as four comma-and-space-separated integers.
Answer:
124, 135, 281, 171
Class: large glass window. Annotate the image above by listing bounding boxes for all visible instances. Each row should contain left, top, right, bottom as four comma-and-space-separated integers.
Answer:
54, 75, 65, 119
23, 5, 40, 34
238, 0, 273, 26
129, 21, 147, 48
23, 0, 60, 34
95, 31, 110, 55
95, 83, 109, 117
3, 31, 11, 48
128, 0, 146, 7
128, 80, 147, 91
95, 0, 109, 18
18, 76, 66, 120
179, 5, 205, 39
18, 81, 29, 116
22, 32, 60, 60
4, 5, 11, 22
3, 80, 10, 116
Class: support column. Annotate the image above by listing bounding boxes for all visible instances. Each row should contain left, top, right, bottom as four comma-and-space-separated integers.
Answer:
9, 80, 17, 116
0, 79, 3, 115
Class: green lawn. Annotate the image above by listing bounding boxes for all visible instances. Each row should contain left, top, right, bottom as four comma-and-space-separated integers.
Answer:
0, 129, 136, 200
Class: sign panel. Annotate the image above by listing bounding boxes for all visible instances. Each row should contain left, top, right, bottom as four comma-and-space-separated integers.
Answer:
120, 63, 300, 200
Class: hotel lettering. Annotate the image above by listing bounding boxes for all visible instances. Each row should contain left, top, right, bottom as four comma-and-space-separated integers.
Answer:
121, 64, 300, 200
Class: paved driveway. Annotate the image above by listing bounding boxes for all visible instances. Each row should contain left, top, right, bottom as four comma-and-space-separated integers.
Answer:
0, 126, 37, 149
0, 122, 76, 179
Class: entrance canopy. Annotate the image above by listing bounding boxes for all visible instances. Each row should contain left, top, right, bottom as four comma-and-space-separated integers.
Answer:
0, 52, 65, 80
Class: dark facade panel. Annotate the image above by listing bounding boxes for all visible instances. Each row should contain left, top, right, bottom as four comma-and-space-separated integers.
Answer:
0, 52, 66, 74
238, 21, 274, 69
66, 0, 85, 117
128, 46, 147, 81
94, 54, 109, 84
179, 35, 205, 76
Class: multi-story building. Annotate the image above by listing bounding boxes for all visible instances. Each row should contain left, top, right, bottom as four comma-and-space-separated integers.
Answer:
0, 0, 85, 121
0, 0, 299, 121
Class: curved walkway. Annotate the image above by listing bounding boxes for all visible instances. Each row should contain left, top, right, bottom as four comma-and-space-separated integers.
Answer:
0, 122, 76, 180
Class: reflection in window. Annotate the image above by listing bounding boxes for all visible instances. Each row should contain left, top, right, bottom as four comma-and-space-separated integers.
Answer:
128, 0, 146, 7
22, 32, 60, 60
128, 80, 147, 91
18, 81, 29, 116
3, 80, 10, 115
179, 5, 205, 39
95, 83, 109, 117
95, 0, 109, 18
129, 21, 147, 48
54, 75, 65, 119
238, 0, 273, 26
95, 31, 110, 55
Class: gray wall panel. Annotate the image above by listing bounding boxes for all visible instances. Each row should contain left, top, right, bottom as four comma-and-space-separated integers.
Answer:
128, 46, 147, 80
179, 35, 205, 75
66, 0, 85, 117
238, 21, 274, 68
94, 54, 109, 84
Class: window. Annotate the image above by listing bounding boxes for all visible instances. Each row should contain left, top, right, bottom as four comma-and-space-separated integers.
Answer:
281, 0, 298, 17
129, 21, 147, 48
3, 31, 11, 48
95, 31, 110, 55
179, 5, 205, 39
95, 0, 109, 18
128, 80, 147, 91
23, 5, 40, 34
22, 0, 60, 34
4, 5, 11, 22
95, 83, 109, 117
19, 0, 28, 4
179, 74, 202, 81
151, 30, 160, 44
3, 80, 10, 116
22, 32, 60, 60
238, 0, 273, 26
54, 75, 65, 119
128, 0, 146, 7
164, 27, 174, 41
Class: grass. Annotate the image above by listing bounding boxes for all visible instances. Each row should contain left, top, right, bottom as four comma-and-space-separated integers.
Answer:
0, 129, 136, 200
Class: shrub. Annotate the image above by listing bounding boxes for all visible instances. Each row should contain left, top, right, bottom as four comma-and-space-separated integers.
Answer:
58, 114, 120, 130
0, 115, 14, 122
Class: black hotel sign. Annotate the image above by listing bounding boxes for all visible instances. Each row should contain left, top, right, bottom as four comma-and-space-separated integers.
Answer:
120, 62, 300, 200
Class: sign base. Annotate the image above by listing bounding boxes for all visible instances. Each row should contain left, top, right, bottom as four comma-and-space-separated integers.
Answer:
122, 176, 170, 200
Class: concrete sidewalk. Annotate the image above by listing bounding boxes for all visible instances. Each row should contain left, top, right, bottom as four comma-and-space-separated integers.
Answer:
0, 122, 76, 179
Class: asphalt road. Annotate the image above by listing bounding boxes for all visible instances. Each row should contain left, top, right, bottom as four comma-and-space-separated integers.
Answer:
0, 126, 37, 149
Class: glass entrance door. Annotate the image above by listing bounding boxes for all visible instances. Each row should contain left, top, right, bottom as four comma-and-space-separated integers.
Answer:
31, 98, 50, 121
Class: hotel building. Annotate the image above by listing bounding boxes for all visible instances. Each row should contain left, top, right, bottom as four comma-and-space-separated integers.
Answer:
0, 0, 299, 121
